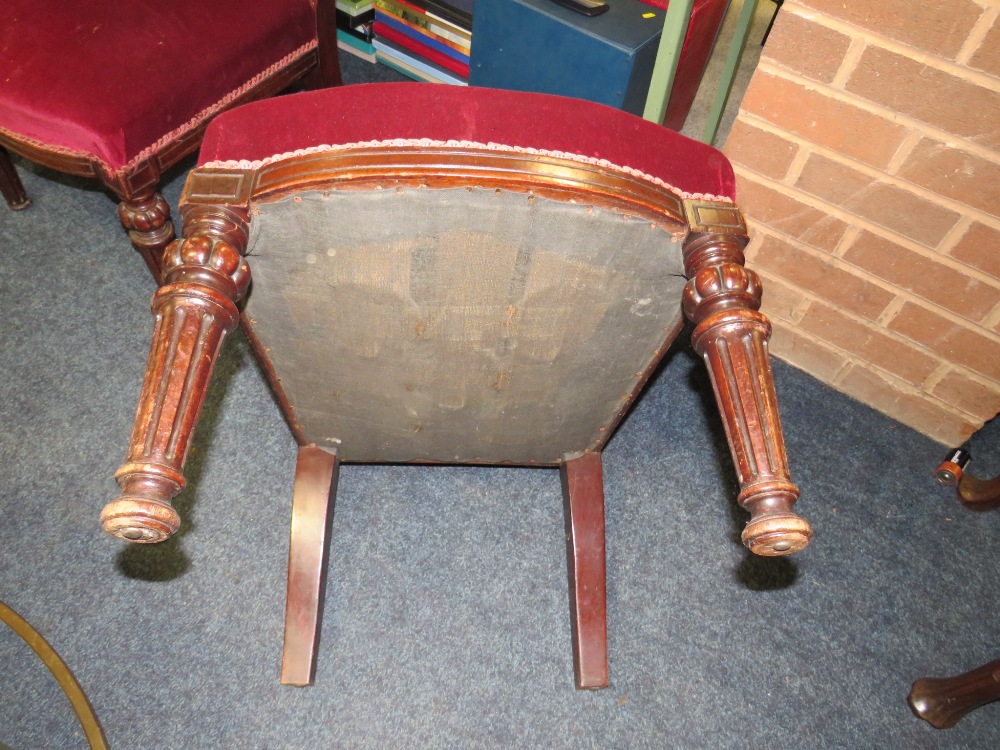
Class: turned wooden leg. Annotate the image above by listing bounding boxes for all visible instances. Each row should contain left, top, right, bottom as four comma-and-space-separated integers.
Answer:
936, 449, 1000, 512
102, 206, 250, 543
681, 204, 811, 556
561, 451, 609, 690
910, 658, 1000, 728
118, 192, 175, 282
281, 446, 340, 686
0, 145, 30, 210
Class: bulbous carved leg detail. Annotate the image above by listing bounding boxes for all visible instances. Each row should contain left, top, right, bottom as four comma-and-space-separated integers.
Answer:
118, 192, 175, 281
104, 222, 251, 543
683, 226, 812, 556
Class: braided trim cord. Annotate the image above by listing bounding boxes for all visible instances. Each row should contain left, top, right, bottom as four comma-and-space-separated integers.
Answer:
202, 139, 734, 203
0, 40, 318, 177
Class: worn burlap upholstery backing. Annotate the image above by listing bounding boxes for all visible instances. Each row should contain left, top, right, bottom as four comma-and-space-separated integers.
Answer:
244, 186, 687, 464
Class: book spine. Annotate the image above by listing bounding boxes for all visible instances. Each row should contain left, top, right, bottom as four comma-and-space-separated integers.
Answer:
336, 28, 376, 55
374, 21, 470, 77
335, 0, 374, 16
374, 0, 471, 44
412, 0, 472, 31
373, 39, 468, 84
375, 12, 470, 63
338, 36, 377, 62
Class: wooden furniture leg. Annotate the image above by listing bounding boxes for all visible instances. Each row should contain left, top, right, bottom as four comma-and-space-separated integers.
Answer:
936, 449, 1000, 512
561, 451, 609, 690
306, 0, 345, 90
910, 658, 1000, 728
281, 446, 340, 686
118, 192, 175, 282
0, 144, 30, 210
102, 205, 250, 542
681, 205, 811, 556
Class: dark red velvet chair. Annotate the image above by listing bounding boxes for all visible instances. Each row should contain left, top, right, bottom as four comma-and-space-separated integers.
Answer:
0, 0, 340, 278
101, 84, 812, 689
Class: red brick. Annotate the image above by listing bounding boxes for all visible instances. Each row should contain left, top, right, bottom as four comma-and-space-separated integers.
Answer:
930, 370, 1000, 420
763, 12, 852, 84
897, 138, 1000, 220
724, 119, 800, 181
969, 17, 1000, 78
796, 153, 961, 247
768, 322, 850, 382
799, 302, 939, 384
754, 270, 808, 324
755, 235, 895, 320
736, 174, 849, 252
888, 301, 1000, 380
843, 231, 1000, 321
740, 72, 908, 169
797, 0, 985, 58
837, 365, 979, 445
846, 46, 1000, 150
950, 222, 1000, 281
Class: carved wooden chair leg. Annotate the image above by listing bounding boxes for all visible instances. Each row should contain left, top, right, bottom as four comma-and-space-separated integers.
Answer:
281, 446, 340, 686
561, 451, 609, 690
681, 214, 811, 556
102, 207, 250, 542
118, 192, 176, 282
936, 449, 1000, 512
909, 658, 1000, 728
0, 145, 30, 210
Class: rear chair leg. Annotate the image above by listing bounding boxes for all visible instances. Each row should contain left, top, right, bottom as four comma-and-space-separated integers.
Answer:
0, 145, 30, 210
281, 446, 340, 686
561, 451, 609, 690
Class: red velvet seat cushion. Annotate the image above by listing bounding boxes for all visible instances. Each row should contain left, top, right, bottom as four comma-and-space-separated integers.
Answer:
0, 0, 317, 173
199, 84, 736, 200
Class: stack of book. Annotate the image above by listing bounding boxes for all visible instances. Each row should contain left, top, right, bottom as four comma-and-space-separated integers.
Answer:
337, 0, 377, 62
372, 0, 473, 85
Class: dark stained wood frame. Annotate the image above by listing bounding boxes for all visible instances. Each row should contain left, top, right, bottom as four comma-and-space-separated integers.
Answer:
0, 0, 341, 279
909, 452, 1000, 727
282, 445, 340, 687
910, 658, 1000, 728
102, 144, 812, 689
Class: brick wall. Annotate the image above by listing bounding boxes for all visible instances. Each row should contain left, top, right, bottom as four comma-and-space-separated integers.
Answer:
723, 0, 1000, 445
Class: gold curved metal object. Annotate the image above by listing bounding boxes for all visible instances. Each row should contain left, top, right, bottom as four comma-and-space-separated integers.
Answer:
0, 601, 108, 750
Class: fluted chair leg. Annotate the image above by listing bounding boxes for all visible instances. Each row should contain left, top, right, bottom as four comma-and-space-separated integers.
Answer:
103, 206, 251, 543
681, 203, 812, 557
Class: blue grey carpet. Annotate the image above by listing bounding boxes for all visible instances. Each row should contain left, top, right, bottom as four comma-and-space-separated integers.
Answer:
1, 54, 999, 749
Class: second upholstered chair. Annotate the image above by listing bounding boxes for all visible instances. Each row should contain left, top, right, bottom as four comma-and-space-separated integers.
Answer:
0, 0, 340, 278
101, 83, 812, 689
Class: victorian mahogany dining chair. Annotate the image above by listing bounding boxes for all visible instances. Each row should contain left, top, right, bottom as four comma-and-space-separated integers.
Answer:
0, 0, 340, 279
100, 84, 812, 689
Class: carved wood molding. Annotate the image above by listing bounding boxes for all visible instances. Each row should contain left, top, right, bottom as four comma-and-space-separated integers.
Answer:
102, 206, 251, 542
681, 200, 811, 556
181, 148, 692, 230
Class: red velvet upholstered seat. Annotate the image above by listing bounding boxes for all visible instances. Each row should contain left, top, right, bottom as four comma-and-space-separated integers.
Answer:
0, 0, 339, 277
198, 83, 737, 201
1, 0, 316, 173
